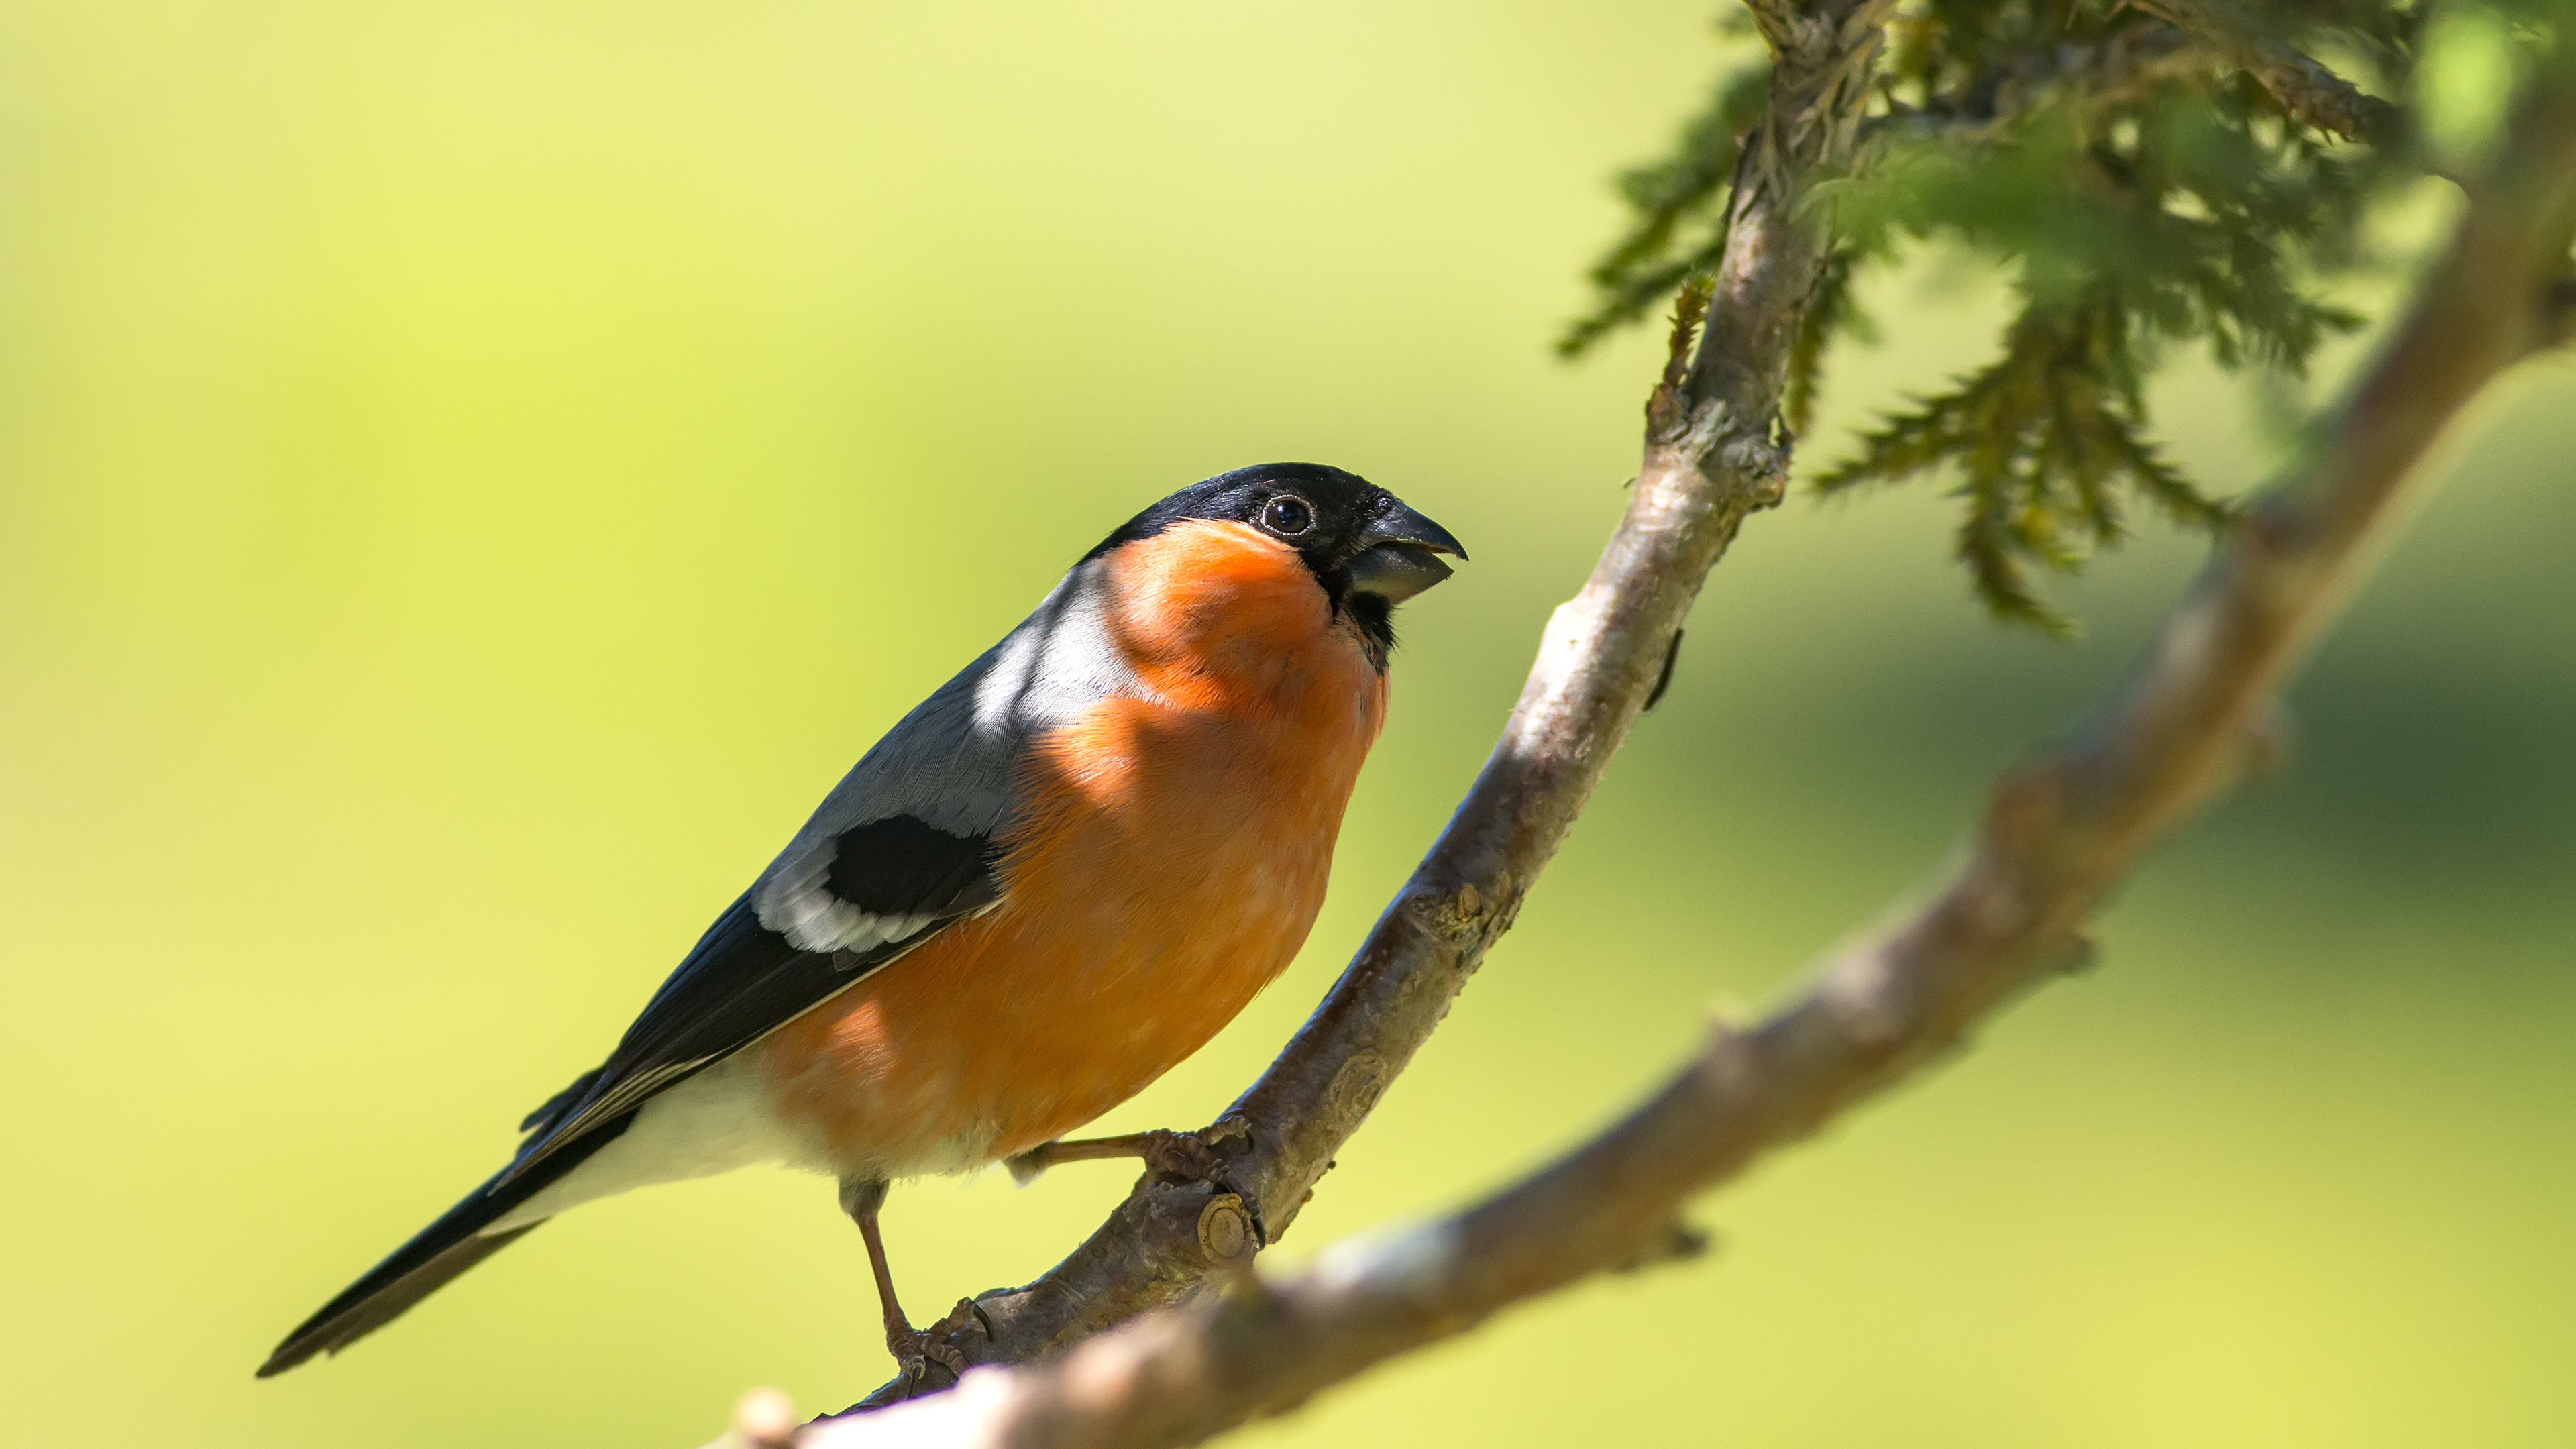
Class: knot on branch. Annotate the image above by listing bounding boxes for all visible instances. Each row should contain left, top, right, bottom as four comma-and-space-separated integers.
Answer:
1196, 1194, 1258, 1267
1646, 392, 1772, 492
1815, 948, 1921, 1059
1407, 875, 1506, 947
1721, 427, 1793, 511
1320, 1052, 1391, 1140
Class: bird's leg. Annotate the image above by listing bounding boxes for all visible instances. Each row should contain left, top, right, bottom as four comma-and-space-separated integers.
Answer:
837, 1177, 966, 1381
1004, 1114, 1253, 1186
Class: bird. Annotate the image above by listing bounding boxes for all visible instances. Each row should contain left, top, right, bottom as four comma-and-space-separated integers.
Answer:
258, 462, 1464, 1381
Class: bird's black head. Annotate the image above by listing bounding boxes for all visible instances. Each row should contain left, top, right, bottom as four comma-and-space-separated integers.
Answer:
1085, 462, 1467, 663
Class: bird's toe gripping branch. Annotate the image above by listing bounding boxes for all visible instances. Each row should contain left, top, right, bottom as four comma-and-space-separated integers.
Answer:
1008, 1116, 1260, 1215
888, 1300, 977, 1387
845, 1120, 1265, 1412
1009, 1114, 1269, 1271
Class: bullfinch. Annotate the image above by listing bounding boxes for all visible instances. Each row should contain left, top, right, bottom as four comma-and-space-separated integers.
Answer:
260, 463, 1465, 1380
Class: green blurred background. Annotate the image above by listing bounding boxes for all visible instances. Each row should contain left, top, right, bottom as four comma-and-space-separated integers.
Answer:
3, 3, 2570, 1445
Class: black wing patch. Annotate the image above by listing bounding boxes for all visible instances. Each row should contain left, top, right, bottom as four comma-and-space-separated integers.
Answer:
826, 814, 1006, 918
500, 816, 1003, 1184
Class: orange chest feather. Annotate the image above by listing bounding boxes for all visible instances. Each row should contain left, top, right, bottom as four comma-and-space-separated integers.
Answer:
758, 523, 1388, 1177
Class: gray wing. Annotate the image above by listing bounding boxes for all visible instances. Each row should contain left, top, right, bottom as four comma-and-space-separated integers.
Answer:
752, 555, 1143, 953
261, 556, 1159, 1374
502, 557, 1148, 1181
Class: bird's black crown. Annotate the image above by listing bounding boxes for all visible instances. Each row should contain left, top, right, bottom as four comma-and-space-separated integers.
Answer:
1083, 463, 1467, 664
1082, 464, 1384, 570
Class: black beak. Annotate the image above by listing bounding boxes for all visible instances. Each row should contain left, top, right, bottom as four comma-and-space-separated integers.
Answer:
1346, 497, 1466, 604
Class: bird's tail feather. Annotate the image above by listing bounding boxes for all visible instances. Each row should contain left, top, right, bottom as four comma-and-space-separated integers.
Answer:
256, 1112, 632, 1377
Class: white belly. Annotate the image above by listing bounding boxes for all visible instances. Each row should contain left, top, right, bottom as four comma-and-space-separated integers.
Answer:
483, 1054, 814, 1234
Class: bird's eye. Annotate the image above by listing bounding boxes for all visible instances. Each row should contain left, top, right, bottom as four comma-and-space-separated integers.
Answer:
1260, 494, 1316, 537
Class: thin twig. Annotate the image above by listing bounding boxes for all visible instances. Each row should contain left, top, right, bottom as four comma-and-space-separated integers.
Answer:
778, 43, 2576, 1449
2125, 0, 2401, 143
1858, 25, 2207, 156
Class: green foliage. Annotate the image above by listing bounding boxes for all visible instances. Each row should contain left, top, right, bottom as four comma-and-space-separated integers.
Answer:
1558, 57, 1772, 358
1568, 0, 2459, 629
1813, 299, 2227, 627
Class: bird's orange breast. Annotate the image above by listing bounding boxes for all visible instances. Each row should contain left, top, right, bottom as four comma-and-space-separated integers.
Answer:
755, 521, 1388, 1179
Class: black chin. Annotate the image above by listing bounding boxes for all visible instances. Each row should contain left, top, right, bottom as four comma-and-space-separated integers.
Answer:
1343, 590, 1396, 669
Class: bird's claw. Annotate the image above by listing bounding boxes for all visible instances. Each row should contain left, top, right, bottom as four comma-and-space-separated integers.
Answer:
1147, 1118, 1269, 1252
889, 1311, 971, 1386
895, 1336, 969, 1383
1138, 1117, 1250, 1183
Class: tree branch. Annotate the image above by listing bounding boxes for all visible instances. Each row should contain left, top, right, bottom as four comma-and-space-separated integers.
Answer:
2125, 0, 2401, 143
815, 0, 1894, 1415
760, 40, 2576, 1449
1862, 6, 2387, 160
1860, 24, 2208, 155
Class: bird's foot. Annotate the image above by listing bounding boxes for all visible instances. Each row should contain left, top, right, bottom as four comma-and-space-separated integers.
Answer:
1136, 1116, 1253, 1183
885, 1298, 977, 1387
1005, 1119, 1269, 1269
1006, 1114, 1254, 1186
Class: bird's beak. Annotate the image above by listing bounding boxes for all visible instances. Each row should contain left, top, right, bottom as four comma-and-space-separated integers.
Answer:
1346, 498, 1466, 604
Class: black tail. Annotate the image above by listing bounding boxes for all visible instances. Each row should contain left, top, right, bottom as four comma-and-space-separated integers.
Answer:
257, 1112, 632, 1377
